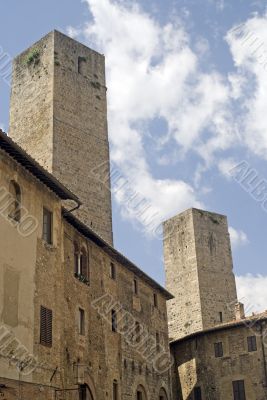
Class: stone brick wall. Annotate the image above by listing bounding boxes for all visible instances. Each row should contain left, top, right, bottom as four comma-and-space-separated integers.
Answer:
9, 30, 113, 245
164, 208, 238, 341
171, 321, 267, 400
0, 147, 172, 399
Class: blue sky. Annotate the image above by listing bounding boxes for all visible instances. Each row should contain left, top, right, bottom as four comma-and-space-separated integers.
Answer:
1, 0, 267, 311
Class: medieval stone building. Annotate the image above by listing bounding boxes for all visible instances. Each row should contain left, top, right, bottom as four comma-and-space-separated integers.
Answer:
0, 30, 266, 400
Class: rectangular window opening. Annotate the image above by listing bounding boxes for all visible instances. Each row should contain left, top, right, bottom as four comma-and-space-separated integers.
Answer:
40, 306, 52, 347
133, 278, 138, 295
113, 381, 118, 400
43, 207, 53, 244
79, 308, 85, 336
194, 387, 202, 400
233, 380, 246, 400
110, 262, 116, 280
153, 293, 158, 308
214, 342, 223, 358
112, 309, 117, 332
247, 336, 257, 352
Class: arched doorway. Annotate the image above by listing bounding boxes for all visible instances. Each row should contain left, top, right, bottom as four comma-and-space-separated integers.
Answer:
136, 385, 147, 400
159, 387, 168, 400
79, 384, 94, 400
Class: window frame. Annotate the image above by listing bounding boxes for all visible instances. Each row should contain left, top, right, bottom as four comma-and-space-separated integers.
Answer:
133, 278, 138, 295
247, 335, 257, 352
113, 380, 118, 400
156, 331, 160, 352
214, 342, 224, 358
219, 311, 223, 323
233, 380, 246, 400
110, 262, 116, 280
79, 308, 85, 336
42, 207, 53, 245
112, 309, 117, 333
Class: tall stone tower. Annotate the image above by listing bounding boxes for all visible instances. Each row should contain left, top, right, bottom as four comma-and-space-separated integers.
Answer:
9, 30, 113, 244
164, 208, 237, 341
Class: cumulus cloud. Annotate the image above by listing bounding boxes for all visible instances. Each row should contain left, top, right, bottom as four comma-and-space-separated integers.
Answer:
236, 274, 267, 313
226, 13, 267, 159
67, 1, 267, 240
67, 0, 236, 234
229, 227, 249, 248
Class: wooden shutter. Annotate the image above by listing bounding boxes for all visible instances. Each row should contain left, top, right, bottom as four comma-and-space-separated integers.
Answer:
40, 306, 52, 347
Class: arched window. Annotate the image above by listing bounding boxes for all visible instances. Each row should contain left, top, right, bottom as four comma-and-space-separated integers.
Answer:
159, 388, 168, 400
113, 380, 118, 400
8, 181, 21, 222
74, 242, 89, 284
79, 384, 94, 400
136, 385, 147, 400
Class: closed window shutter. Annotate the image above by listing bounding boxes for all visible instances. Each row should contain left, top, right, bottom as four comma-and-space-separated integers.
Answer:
40, 306, 52, 347
233, 380, 246, 400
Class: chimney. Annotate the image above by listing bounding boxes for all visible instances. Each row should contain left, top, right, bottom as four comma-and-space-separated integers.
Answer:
235, 302, 245, 320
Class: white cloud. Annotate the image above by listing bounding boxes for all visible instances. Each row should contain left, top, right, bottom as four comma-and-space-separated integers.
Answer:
226, 13, 267, 160
229, 227, 249, 249
67, 0, 235, 234
236, 274, 267, 313
67, 2, 267, 240
218, 158, 238, 179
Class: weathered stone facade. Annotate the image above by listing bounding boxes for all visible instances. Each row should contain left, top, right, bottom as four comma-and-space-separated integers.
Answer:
170, 315, 267, 400
0, 131, 172, 399
9, 30, 113, 245
164, 208, 238, 342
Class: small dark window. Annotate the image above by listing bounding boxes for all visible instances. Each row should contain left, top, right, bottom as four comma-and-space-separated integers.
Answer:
79, 384, 91, 400
137, 391, 143, 400
156, 332, 160, 352
40, 306, 52, 347
135, 321, 141, 343
110, 262, 116, 280
74, 242, 79, 274
247, 336, 257, 352
194, 387, 202, 400
79, 308, 85, 336
113, 380, 118, 400
78, 56, 86, 75
112, 309, 117, 332
214, 342, 223, 358
233, 380, 246, 400
219, 312, 223, 323
43, 208, 53, 244
8, 181, 21, 222
153, 293, 158, 308
133, 278, 138, 295
80, 248, 88, 280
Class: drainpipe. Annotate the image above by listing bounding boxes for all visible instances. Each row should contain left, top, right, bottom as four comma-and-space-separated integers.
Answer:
62, 200, 82, 216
